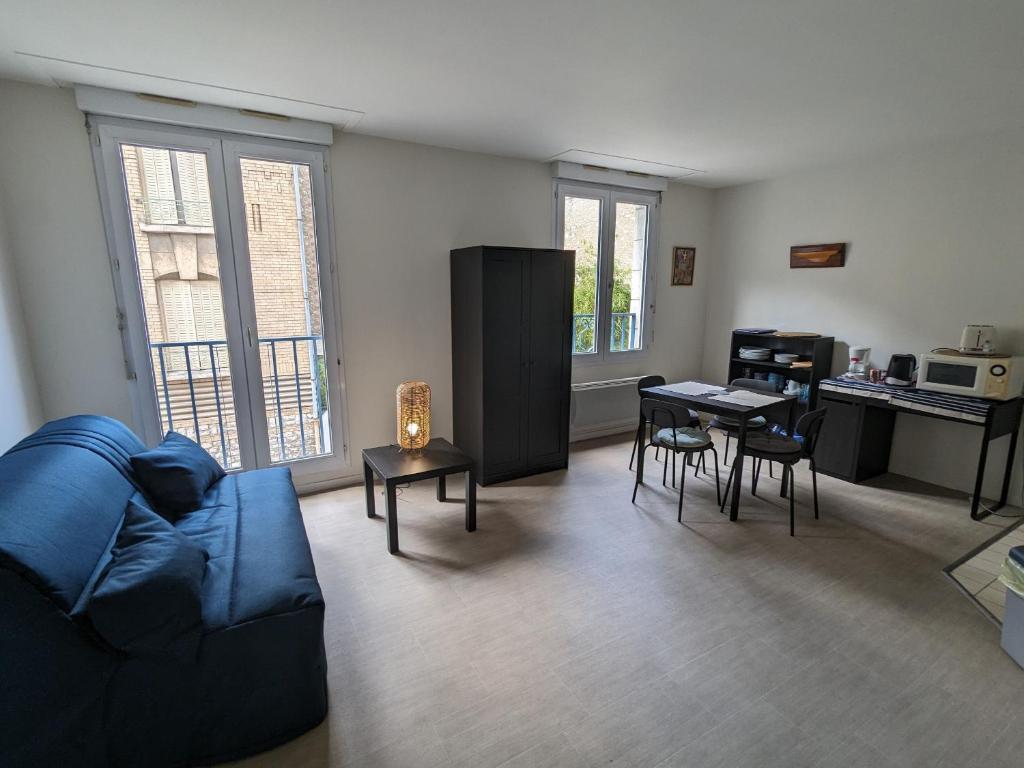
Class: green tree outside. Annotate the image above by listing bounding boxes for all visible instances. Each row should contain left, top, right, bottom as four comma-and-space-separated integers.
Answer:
573, 237, 636, 352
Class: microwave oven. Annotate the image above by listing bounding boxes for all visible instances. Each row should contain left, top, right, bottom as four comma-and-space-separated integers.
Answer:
917, 353, 1024, 400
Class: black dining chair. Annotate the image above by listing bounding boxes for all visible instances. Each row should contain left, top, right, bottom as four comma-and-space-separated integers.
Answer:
718, 408, 828, 536
705, 377, 775, 465
632, 398, 721, 522
628, 375, 700, 471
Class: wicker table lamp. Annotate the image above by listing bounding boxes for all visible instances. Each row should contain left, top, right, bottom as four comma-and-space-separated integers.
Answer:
396, 380, 430, 452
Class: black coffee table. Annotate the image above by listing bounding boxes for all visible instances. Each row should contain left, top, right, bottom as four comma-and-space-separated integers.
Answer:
362, 438, 477, 554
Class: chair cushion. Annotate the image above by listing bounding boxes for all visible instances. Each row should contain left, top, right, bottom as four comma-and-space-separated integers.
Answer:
744, 431, 802, 458
711, 414, 768, 430
85, 500, 208, 659
655, 426, 712, 449
131, 432, 225, 521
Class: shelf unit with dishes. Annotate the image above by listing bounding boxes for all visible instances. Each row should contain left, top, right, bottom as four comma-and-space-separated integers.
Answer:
728, 330, 835, 410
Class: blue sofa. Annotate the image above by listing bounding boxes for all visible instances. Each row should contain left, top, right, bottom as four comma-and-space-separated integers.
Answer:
0, 416, 328, 767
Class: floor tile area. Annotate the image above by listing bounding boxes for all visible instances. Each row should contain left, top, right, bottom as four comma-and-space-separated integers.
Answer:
228, 434, 1024, 768
949, 523, 1024, 621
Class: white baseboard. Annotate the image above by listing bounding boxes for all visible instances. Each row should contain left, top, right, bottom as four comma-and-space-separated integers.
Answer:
569, 418, 637, 443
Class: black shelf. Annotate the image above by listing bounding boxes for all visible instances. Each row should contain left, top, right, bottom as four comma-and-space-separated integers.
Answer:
730, 357, 813, 373
729, 332, 835, 409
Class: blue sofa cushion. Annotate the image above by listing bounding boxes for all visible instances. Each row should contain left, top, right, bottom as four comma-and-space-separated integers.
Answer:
86, 500, 208, 659
130, 432, 225, 521
1, 415, 143, 612
175, 467, 323, 631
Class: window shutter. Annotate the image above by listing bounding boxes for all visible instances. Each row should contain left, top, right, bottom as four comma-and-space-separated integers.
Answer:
175, 152, 213, 226
139, 147, 176, 224
191, 280, 225, 342
159, 279, 225, 370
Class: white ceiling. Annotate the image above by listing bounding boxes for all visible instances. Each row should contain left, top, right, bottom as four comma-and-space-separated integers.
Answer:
2, 0, 1024, 186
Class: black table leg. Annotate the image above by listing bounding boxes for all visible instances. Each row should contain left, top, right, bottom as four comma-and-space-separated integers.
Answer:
637, 430, 646, 486
995, 424, 1021, 514
730, 421, 747, 521
385, 480, 399, 554
437, 474, 447, 502
781, 397, 797, 498
465, 470, 477, 532
364, 459, 376, 518
970, 419, 994, 521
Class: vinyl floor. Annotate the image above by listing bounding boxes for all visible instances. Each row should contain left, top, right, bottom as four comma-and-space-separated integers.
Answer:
228, 433, 1024, 768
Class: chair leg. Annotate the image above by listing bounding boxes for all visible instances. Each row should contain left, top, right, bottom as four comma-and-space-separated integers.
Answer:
711, 448, 721, 506
789, 465, 796, 536
769, 461, 775, 479
662, 450, 669, 486
811, 458, 819, 519
628, 431, 639, 471
699, 451, 706, 477
724, 433, 730, 465
677, 455, 687, 522
720, 462, 736, 515
752, 458, 761, 496
672, 450, 677, 488
632, 444, 646, 503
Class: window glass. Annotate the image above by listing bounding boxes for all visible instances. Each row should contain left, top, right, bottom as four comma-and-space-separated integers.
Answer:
562, 195, 602, 354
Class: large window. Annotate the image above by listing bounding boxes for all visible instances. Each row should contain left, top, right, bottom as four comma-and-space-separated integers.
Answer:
92, 119, 347, 489
555, 182, 657, 361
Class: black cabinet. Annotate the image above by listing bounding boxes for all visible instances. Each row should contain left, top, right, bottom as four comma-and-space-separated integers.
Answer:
814, 391, 896, 482
451, 246, 574, 485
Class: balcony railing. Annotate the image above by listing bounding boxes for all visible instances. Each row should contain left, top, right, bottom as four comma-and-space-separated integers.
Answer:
141, 196, 213, 227
572, 313, 638, 354
150, 335, 327, 468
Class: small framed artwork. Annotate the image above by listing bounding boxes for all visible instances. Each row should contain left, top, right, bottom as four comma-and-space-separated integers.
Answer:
790, 243, 846, 268
672, 246, 695, 285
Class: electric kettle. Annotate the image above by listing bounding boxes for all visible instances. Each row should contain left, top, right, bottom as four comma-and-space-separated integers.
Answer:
885, 354, 916, 387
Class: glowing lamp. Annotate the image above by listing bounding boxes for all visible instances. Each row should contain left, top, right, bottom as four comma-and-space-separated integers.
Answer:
396, 381, 430, 451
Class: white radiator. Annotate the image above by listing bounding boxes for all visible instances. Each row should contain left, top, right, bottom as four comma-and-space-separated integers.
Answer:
570, 376, 642, 442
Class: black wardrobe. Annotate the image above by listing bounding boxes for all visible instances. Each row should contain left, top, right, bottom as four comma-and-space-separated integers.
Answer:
451, 246, 575, 485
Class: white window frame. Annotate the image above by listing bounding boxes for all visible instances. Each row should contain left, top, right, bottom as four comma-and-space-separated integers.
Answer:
553, 180, 658, 366
88, 115, 351, 491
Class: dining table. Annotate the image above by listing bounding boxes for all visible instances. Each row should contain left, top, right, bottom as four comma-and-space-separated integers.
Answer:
639, 379, 798, 521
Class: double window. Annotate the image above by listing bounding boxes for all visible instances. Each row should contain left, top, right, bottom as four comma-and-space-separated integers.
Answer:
554, 182, 658, 362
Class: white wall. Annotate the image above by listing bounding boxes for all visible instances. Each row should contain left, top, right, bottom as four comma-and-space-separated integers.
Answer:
0, 198, 41, 450
331, 134, 714, 462
0, 80, 713, 481
704, 128, 1024, 500
0, 79, 134, 426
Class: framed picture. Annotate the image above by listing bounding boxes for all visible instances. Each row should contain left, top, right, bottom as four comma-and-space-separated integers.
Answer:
672, 246, 695, 285
790, 243, 845, 268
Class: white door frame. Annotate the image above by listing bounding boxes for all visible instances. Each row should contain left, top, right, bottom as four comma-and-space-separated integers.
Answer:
222, 138, 349, 485
92, 118, 259, 470
89, 116, 351, 487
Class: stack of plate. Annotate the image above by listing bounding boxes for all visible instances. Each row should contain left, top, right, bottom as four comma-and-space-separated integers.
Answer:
738, 346, 771, 361
774, 353, 799, 364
